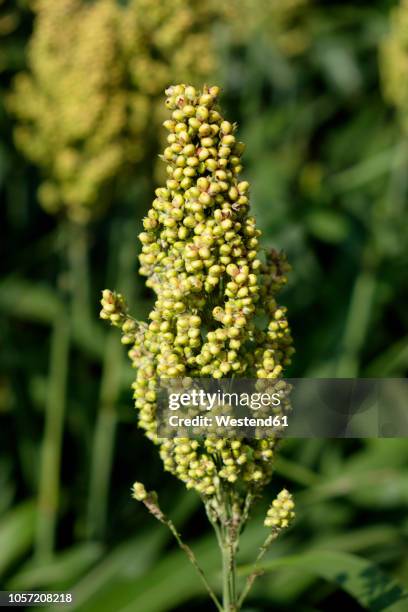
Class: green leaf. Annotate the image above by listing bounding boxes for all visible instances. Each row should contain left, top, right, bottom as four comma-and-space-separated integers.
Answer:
305, 210, 350, 243
59, 490, 202, 612
0, 500, 36, 579
240, 550, 408, 611
0, 278, 105, 360
365, 336, 408, 376
61, 520, 273, 612
0, 279, 61, 324
65, 533, 218, 612
257, 526, 404, 605
8, 543, 103, 590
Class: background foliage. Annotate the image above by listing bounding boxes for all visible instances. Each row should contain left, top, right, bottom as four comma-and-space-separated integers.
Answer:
0, 1, 407, 610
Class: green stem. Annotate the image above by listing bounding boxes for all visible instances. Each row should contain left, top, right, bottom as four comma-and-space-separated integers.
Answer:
205, 491, 239, 611
67, 222, 91, 327
35, 224, 73, 561
237, 530, 278, 608
218, 487, 238, 612
86, 328, 123, 540
35, 307, 70, 561
165, 517, 223, 612
223, 528, 239, 611
143, 494, 223, 611
221, 536, 232, 612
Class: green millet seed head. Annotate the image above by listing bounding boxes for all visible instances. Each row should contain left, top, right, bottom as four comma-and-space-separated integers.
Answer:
100, 290, 128, 325
101, 84, 294, 521
264, 489, 295, 530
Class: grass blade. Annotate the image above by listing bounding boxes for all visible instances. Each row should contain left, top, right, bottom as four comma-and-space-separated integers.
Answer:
239, 550, 408, 611
0, 501, 36, 580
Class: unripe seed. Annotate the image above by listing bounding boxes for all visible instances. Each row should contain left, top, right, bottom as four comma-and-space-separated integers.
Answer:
196, 106, 209, 121
201, 137, 214, 148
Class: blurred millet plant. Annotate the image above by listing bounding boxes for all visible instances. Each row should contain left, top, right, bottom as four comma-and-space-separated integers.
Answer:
8, 0, 217, 223
8, 0, 126, 223
101, 84, 295, 611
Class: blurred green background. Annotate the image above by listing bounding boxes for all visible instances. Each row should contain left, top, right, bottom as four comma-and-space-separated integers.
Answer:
1, 1, 407, 610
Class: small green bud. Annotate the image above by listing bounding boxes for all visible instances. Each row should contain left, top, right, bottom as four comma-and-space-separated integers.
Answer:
132, 481, 147, 502
264, 489, 295, 530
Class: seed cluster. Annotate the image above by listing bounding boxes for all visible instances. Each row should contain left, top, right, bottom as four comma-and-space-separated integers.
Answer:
264, 488, 295, 530
132, 481, 148, 502
9, 0, 125, 222
8, 0, 216, 222
101, 85, 294, 518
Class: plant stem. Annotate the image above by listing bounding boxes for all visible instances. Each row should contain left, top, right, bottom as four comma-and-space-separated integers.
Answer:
67, 222, 91, 327
86, 328, 122, 540
35, 306, 70, 561
218, 487, 238, 612
221, 535, 233, 611
238, 530, 278, 608
140, 491, 222, 610
35, 221, 77, 561
165, 517, 224, 612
